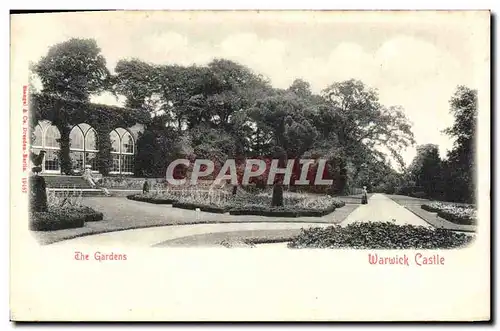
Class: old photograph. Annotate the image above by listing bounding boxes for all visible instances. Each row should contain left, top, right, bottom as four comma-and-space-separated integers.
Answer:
10, 10, 491, 321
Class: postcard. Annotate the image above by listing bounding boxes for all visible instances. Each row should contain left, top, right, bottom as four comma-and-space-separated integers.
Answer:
10, 10, 491, 321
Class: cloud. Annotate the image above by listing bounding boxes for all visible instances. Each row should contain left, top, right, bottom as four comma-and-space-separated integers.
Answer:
139, 32, 208, 66
217, 33, 290, 86
310, 36, 464, 162
375, 36, 463, 86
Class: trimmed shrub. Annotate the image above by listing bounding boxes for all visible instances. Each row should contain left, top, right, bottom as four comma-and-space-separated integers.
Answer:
30, 205, 103, 231
230, 207, 299, 217
272, 184, 284, 207
229, 205, 336, 217
437, 210, 476, 225
29, 175, 48, 212
30, 210, 84, 231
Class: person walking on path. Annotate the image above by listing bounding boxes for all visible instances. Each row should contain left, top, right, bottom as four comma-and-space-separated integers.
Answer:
142, 180, 150, 194
361, 186, 368, 204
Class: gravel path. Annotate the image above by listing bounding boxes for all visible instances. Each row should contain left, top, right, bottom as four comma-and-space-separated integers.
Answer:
50, 222, 332, 247
386, 195, 476, 232
341, 193, 432, 227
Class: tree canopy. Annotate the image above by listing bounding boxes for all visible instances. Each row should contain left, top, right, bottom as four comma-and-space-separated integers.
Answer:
34, 38, 111, 101
34, 38, 440, 196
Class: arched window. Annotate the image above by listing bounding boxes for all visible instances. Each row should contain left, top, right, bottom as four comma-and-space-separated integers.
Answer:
85, 128, 99, 172
121, 132, 134, 154
32, 125, 43, 147
69, 126, 84, 149
85, 128, 98, 151
69, 126, 85, 172
110, 130, 120, 153
120, 131, 134, 174
109, 128, 135, 174
30, 121, 61, 173
45, 125, 61, 148
69, 123, 99, 173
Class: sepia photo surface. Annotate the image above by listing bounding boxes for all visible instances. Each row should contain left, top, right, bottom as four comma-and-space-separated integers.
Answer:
10, 10, 490, 321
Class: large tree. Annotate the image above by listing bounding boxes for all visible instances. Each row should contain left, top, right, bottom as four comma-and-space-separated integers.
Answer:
114, 59, 160, 109
248, 90, 320, 203
316, 79, 415, 193
35, 38, 111, 101
442, 86, 477, 203
248, 91, 318, 158
408, 144, 443, 198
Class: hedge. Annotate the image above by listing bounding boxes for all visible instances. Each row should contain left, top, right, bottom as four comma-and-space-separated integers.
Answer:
30, 207, 103, 231
421, 204, 438, 213
437, 210, 475, 225
171, 202, 228, 214
229, 205, 336, 217
229, 208, 299, 217
127, 194, 178, 204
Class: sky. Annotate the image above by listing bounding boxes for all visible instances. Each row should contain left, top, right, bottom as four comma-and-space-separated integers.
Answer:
12, 11, 488, 167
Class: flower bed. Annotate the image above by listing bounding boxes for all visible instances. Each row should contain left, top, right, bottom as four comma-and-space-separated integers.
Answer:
240, 191, 345, 210
288, 222, 474, 249
97, 177, 219, 190
30, 207, 103, 231
127, 189, 345, 217
421, 202, 476, 225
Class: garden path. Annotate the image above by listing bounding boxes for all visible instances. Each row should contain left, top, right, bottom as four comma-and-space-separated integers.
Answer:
50, 222, 331, 247
342, 193, 431, 227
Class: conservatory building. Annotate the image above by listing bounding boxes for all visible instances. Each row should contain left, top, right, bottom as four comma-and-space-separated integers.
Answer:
30, 92, 146, 177
32, 121, 143, 175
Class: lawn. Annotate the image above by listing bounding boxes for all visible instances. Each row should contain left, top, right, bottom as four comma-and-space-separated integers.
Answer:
152, 221, 475, 249
153, 228, 302, 248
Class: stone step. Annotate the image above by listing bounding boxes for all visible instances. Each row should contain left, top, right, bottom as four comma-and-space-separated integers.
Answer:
42, 175, 93, 189
47, 188, 105, 197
